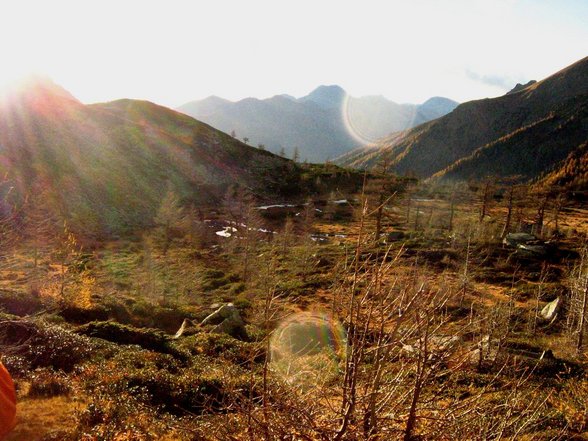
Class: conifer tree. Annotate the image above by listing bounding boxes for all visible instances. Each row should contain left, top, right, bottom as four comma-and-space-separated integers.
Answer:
154, 187, 185, 255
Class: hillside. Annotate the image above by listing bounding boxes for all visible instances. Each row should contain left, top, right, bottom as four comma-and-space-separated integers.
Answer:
538, 140, 588, 194
337, 56, 588, 184
177, 86, 458, 162
0, 78, 303, 237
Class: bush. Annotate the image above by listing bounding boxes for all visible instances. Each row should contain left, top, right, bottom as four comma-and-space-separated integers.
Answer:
0, 290, 43, 316
81, 348, 253, 418
176, 333, 261, 365
101, 297, 133, 324
130, 301, 197, 332
75, 321, 186, 360
125, 369, 227, 414
28, 369, 72, 397
0, 320, 97, 372
201, 270, 240, 291
60, 304, 109, 324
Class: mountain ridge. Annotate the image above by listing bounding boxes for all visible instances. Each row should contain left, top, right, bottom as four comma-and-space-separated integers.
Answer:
177, 87, 458, 162
336, 56, 588, 187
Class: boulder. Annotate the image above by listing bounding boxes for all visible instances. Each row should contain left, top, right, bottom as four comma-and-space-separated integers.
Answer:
517, 243, 548, 256
387, 231, 406, 241
200, 303, 248, 340
540, 297, 561, 321
503, 232, 537, 248
173, 318, 199, 339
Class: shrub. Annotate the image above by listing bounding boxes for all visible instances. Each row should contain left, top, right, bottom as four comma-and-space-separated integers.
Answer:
0, 320, 97, 372
28, 369, 72, 397
0, 290, 43, 316
201, 270, 240, 291
130, 302, 197, 332
75, 321, 187, 360
60, 304, 109, 324
101, 297, 133, 324
125, 369, 227, 414
176, 333, 261, 365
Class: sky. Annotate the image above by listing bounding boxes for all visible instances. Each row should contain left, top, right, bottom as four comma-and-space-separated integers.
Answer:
0, 0, 586, 107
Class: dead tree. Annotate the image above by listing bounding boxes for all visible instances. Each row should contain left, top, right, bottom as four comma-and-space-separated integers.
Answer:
568, 247, 588, 354
501, 185, 515, 239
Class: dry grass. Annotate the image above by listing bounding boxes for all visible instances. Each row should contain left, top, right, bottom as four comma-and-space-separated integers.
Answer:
7, 395, 84, 441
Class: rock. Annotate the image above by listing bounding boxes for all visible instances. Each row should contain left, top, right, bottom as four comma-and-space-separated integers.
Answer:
173, 318, 198, 339
506, 80, 537, 95
400, 344, 416, 356
517, 243, 548, 256
387, 231, 406, 241
200, 303, 248, 340
429, 335, 461, 352
504, 232, 552, 257
540, 349, 554, 360
503, 232, 537, 248
540, 297, 561, 321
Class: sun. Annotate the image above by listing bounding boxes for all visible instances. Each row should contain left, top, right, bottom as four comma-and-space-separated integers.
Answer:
0, 63, 39, 92
0, 66, 45, 101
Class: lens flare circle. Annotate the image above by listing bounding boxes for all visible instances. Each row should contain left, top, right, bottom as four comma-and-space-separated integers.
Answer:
269, 311, 347, 388
341, 94, 419, 145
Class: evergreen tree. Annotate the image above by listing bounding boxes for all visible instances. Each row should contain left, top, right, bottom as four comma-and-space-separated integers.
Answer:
154, 188, 185, 255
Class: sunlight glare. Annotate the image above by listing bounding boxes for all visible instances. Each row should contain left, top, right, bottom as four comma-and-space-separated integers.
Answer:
269, 311, 347, 389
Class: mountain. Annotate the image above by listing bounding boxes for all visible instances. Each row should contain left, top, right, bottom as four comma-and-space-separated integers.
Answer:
336, 57, 588, 187
298, 85, 347, 109
0, 77, 302, 237
177, 88, 458, 162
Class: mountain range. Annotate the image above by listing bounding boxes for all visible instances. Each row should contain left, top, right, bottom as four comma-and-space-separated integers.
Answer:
177, 87, 458, 162
336, 56, 588, 190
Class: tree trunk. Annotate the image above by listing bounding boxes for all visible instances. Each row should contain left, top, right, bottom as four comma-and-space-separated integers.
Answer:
501, 186, 514, 239
577, 273, 588, 353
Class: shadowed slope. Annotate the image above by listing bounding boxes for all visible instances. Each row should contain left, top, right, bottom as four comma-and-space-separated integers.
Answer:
337, 57, 588, 182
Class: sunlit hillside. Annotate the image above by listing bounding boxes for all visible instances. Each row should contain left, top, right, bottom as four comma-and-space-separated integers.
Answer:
0, 78, 306, 237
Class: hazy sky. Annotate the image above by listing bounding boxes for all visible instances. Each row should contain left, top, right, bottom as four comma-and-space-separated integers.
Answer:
1, 0, 586, 107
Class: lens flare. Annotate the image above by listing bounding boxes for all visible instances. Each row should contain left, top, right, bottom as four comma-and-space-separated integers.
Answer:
269, 311, 347, 388
341, 94, 420, 145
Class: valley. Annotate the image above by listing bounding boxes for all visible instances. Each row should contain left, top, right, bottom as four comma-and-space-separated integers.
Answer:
0, 45, 586, 441
3, 173, 588, 439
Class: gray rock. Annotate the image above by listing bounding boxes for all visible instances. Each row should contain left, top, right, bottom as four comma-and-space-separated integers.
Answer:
387, 231, 406, 241
201, 303, 248, 340
173, 318, 199, 339
503, 233, 537, 248
540, 297, 561, 321
517, 243, 548, 256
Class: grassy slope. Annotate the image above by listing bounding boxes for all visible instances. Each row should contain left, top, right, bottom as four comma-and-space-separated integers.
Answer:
0, 82, 302, 237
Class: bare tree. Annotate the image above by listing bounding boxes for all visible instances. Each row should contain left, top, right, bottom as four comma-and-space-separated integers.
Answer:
479, 178, 495, 222
568, 246, 588, 354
